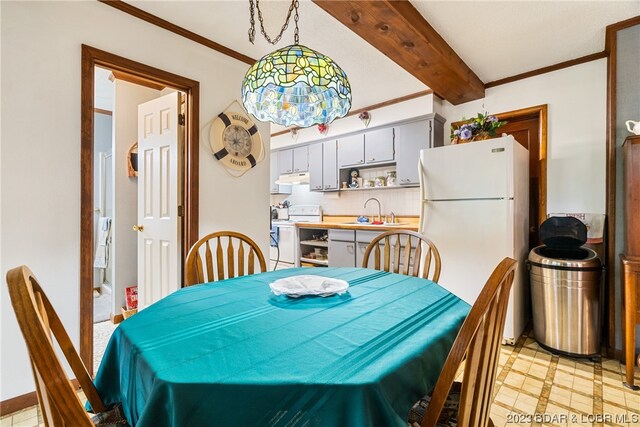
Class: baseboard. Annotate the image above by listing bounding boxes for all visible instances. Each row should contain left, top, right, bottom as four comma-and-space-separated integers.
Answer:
110, 312, 123, 324
0, 379, 79, 416
0, 391, 38, 416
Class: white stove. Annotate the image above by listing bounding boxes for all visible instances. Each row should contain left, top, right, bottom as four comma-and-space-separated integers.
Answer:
270, 205, 322, 269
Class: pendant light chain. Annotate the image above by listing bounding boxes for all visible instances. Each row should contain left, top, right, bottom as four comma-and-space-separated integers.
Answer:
248, 0, 299, 45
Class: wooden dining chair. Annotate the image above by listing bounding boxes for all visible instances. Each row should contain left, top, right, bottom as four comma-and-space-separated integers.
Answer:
184, 231, 267, 286
6, 265, 128, 426
408, 257, 518, 427
362, 230, 442, 282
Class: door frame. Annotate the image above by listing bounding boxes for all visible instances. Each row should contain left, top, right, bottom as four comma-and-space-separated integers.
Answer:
81, 45, 200, 374
495, 104, 548, 226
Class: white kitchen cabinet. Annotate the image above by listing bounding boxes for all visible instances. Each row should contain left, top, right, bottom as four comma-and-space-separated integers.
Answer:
293, 146, 309, 173
364, 127, 394, 164
396, 114, 445, 186
278, 149, 293, 175
308, 143, 323, 191
338, 134, 365, 167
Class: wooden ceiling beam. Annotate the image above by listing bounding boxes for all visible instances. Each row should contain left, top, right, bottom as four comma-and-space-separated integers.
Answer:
313, 0, 485, 105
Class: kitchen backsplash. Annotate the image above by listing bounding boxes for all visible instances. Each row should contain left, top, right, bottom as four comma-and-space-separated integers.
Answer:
271, 185, 421, 217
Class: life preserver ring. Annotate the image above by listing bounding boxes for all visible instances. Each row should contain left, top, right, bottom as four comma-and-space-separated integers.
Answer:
210, 109, 263, 172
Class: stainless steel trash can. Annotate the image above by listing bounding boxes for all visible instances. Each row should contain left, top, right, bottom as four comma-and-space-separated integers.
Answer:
528, 217, 602, 356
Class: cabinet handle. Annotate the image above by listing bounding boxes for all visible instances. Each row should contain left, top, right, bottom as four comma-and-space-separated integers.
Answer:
294, 169, 299, 172
316, 185, 322, 189
359, 160, 364, 163
347, 244, 354, 253
368, 158, 375, 162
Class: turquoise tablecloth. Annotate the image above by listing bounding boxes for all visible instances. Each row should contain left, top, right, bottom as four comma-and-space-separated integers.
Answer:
94, 268, 470, 427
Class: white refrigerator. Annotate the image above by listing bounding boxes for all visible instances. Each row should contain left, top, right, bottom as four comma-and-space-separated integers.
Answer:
419, 136, 529, 344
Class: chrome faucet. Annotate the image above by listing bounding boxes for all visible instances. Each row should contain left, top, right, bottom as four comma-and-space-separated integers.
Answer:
364, 198, 382, 223
389, 211, 396, 224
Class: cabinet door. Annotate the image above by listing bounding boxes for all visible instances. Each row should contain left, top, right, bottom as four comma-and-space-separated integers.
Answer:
308, 143, 323, 191
293, 146, 308, 172
396, 120, 430, 186
278, 149, 293, 175
270, 152, 279, 193
270, 152, 291, 194
364, 127, 394, 164
322, 140, 339, 190
338, 134, 365, 167
328, 240, 356, 267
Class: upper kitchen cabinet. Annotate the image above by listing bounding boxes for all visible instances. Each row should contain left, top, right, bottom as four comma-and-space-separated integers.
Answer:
277, 149, 293, 175
338, 127, 395, 168
308, 140, 339, 192
338, 134, 365, 167
322, 140, 339, 191
308, 143, 323, 191
364, 127, 394, 165
270, 151, 291, 194
277, 145, 309, 175
396, 114, 445, 186
293, 145, 309, 173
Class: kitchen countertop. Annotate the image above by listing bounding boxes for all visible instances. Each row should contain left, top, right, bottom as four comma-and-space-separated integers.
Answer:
296, 221, 419, 232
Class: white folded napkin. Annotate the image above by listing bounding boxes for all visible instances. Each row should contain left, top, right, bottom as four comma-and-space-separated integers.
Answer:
269, 275, 349, 298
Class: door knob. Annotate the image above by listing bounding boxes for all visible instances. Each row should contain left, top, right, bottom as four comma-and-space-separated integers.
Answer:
132, 225, 144, 232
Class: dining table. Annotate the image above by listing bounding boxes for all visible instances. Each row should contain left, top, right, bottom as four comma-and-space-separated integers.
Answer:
93, 267, 470, 427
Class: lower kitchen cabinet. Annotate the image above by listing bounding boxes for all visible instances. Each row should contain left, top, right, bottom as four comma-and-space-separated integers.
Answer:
328, 230, 356, 267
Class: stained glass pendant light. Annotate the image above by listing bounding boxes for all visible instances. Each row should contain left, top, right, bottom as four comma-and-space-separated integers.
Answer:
241, 0, 351, 128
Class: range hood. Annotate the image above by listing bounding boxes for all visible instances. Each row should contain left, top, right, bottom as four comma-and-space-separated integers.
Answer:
275, 172, 310, 185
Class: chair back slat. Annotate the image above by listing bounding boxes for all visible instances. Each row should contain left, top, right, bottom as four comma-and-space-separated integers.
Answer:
238, 242, 245, 277
216, 237, 224, 281
194, 252, 205, 285
227, 238, 235, 279
362, 230, 441, 282
6, 266, 107, 426
204, 241, 214, 283
413, 242, 423, 278
393, 234, 402, 273
421, 258, 517, 427
402, 237, 413, 275
383, 237, 390, 270
248, 247, 255, 274
185, 231, 267, 286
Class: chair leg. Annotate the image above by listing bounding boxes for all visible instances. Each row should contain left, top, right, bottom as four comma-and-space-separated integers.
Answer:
488, 417, 495, 427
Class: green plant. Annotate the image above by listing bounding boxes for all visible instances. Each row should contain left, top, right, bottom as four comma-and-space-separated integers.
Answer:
451, 112, 508, 143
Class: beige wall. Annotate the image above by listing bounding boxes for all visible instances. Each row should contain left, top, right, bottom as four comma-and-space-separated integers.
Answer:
0, 1, 270, 400
438, 59, 607, 215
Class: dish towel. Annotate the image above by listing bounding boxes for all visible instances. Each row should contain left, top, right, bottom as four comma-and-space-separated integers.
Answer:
94, 217, 112, 269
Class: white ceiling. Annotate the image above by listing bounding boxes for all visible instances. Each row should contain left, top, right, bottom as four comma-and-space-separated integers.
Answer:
412, 1, 640, 83
123, 0, 637, 117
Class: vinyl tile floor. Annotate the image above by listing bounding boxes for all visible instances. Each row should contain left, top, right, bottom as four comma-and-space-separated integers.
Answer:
2, 329, 639, 427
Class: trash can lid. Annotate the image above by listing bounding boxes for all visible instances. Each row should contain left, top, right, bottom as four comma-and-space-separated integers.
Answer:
540, 216, 588, 249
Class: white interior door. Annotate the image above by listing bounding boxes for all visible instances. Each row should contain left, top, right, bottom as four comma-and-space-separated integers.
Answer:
137, 91, 180, 309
